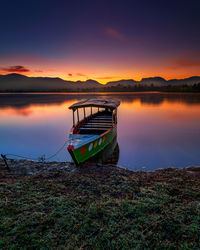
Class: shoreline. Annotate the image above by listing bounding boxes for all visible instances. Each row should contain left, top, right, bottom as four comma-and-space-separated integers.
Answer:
1, 90, 200, 94
0, 158, 200, 177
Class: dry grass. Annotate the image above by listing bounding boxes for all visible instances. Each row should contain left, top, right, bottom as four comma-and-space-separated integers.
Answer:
0, 165, 200, 249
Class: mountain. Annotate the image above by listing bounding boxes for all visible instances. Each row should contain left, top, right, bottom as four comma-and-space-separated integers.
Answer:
74, 79, 103, 89
0, 74, 102, 91
106, 79, 137, 87
106, 76, 200, 87
167, 76, 200, 86
139, 77, 166, 86
0, 73, 200, 92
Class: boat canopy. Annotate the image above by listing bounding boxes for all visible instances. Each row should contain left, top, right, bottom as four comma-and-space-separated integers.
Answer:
69, 98, 120, 110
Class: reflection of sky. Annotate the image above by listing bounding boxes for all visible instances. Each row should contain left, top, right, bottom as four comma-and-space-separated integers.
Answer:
0, 93, 200, 170
118, 100, 200, 170
0, 102, 75, 162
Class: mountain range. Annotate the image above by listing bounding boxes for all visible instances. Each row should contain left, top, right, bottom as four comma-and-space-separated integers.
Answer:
0, 73, 200, 91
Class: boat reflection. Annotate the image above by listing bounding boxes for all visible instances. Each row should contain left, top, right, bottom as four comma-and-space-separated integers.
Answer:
84, 136, 119, 165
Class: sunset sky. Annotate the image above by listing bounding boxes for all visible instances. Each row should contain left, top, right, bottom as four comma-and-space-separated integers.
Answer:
0, 0, 200, 84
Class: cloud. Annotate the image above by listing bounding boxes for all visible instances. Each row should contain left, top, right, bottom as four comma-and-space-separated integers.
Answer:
35, 70, 43, 73
105, 27, 125, 41
68, 73, 72, 76
169, 55, 200, 69
76, 73, 87, 77
0, 65, 30, 73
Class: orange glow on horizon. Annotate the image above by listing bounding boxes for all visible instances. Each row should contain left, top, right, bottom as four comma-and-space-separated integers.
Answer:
1, 57, 200, 84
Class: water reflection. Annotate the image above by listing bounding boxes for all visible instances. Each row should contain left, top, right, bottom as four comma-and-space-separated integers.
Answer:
1, 93, 200, 110
0, 92, 200, 170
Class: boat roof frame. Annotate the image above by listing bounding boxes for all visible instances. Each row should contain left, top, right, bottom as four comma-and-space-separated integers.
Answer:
69, 98, 120, 111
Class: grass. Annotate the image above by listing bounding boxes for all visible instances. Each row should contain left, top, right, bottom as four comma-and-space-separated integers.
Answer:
0, 166, 200, 249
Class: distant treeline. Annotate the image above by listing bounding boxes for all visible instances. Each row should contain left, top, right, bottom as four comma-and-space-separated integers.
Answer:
102, 83, 200, 92
1, 83, 200, 93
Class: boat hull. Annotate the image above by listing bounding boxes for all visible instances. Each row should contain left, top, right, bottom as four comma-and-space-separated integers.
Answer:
68, 126, 117, 165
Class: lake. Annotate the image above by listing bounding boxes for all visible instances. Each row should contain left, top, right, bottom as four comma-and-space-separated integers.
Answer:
0, 92, 200, 170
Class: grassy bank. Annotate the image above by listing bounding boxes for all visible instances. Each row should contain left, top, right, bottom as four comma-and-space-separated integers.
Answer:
0, 165, 200, 249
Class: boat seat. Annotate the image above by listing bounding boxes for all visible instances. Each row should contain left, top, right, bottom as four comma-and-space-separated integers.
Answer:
98, 116, 112, 118
86, 122, 112, 125
93, 117, 112, 119
79, 128, 108, 134
82, 124, 112, 129
92, 119, 112, 122
88, 120, 112, 123
79, 127, 107, 130
83, 123, 112, 127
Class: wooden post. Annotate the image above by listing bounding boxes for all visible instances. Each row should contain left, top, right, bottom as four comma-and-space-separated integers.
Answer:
83, 107, 86, 118
77, 108, 79, 123
73, 110, 75, 127
1, 154, 11, 172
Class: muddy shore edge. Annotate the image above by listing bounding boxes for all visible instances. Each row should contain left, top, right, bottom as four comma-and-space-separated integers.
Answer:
0, 158, 200, 177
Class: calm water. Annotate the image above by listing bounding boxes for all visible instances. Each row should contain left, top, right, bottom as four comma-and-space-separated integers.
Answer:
0, 92, 200, 170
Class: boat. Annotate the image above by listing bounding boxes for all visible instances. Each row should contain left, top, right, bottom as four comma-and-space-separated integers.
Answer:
67, 98, 120, 165
87, 136, 120, 165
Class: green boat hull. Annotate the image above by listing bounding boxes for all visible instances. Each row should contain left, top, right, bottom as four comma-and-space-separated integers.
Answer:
68, 126, 117, 165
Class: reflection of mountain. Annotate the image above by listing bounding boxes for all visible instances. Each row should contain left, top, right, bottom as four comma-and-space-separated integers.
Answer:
0, 73, 200, 92
0, 93, 200, 110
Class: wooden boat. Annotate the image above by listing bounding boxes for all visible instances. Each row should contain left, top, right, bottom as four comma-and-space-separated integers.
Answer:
67, 98, 120, 165
87, 136, 119, 165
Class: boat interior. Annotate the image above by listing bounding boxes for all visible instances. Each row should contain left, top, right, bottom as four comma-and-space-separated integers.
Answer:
69, 99, 119, 136
76, 110, 113, 135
